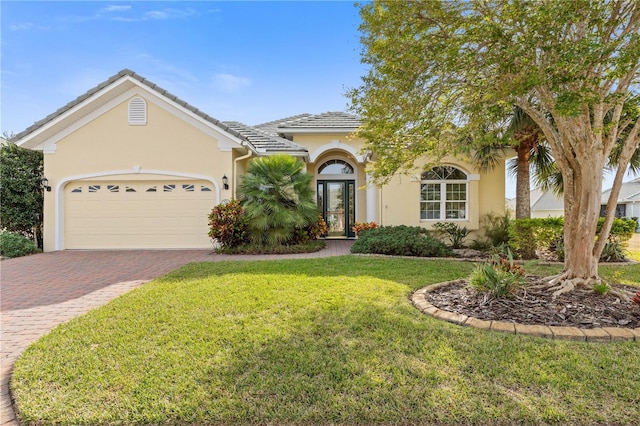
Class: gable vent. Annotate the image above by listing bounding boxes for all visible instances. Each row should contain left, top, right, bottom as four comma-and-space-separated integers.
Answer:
128, 97, 147, 125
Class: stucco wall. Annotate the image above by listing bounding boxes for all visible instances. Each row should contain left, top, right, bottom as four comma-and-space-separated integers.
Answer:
42, 96, 234, 250
379, 157, 505, 233
289, 133, 370, 224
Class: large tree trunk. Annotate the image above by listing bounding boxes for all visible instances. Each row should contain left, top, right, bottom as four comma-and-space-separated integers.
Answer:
554, 123, 606, 286
562, 186, 600, 283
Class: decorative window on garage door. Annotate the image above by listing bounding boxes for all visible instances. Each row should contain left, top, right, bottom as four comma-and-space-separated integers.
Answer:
71, 182, 216, 194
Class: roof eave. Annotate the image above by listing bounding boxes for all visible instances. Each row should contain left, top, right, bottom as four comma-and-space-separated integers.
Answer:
277, 127, 359, 135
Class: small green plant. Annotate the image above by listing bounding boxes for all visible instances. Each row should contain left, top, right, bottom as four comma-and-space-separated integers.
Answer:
469, 250, 526, 298
551, 235, 565, 261
432, 222, 470, 248
599, 236, 627, 262
480, 212, 512, 248
592, 282, 610, 295
218, 240, 326, 254
0, 230, 40, 258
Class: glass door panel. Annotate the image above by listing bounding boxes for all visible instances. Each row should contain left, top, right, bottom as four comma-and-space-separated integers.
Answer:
317, 180, 355, 238
326, 182, 346, 237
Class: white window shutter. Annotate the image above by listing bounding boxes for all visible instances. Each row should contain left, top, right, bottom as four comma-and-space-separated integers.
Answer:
128, 97, 147, 125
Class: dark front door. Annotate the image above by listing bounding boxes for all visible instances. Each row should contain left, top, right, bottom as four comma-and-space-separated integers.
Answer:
317, 180, 355, 238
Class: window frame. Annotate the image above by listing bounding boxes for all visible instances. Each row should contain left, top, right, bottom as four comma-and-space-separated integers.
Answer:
419, 166, 469, 221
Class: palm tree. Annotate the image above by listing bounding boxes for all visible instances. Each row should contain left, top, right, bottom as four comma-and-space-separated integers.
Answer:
238, 154, 320, 246
526, 95, 640, 204
473, 106, 547, 219
477, 100, 639, 221
506, 106, 545, 219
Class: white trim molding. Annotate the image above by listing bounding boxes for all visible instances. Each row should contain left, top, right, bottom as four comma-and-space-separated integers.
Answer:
309, 140, 367, 163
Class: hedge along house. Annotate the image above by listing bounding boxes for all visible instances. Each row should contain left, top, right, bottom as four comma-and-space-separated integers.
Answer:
14, 69, 506, 251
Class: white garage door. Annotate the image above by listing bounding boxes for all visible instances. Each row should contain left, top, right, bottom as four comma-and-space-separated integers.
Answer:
64, 180, 216, 249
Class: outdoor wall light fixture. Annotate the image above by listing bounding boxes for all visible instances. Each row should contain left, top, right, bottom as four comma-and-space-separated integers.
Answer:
222, 175, 229, 190
42, 177, 52, 192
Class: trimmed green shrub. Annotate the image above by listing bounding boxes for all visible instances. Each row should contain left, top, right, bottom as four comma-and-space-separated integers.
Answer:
509, 217, 564, 259
598, 217, 637, 241
0, 142, 44, 248
350, 225, 453, 257
0, 231, 40, 258
508, 217, 636, 260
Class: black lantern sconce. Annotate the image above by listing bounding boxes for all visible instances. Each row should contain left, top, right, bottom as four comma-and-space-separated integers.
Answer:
42, 177, 52, 192
222, 174, 229, 190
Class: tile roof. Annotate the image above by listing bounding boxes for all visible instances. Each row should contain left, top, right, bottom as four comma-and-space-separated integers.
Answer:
276, 111, 361, 130
254, 114, 313, 136
13, 69, 360, 154
222, 121, 308, 155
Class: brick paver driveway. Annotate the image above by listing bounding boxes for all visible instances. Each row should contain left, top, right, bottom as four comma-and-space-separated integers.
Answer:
0, 241, 352, 425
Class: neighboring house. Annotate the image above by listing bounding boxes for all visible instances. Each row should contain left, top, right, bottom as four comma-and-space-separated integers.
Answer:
600, 178, 640, 219
505, 188, 564, 218
518, 181, 640, 220
530, 187, 564, 218
13, 69, 506, 251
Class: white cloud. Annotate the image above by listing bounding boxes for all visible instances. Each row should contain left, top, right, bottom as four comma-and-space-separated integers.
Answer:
61, 5, 197, 24
211, 73, 252, 93
144, 8, 197, 20
9, 22, 49, 31
101, 5, 132, 13
145, 10, 169, 20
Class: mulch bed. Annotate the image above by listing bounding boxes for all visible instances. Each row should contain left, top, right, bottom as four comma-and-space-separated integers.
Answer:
424, 277, 640, 329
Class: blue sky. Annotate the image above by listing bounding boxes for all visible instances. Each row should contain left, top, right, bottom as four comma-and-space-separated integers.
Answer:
1, 1, 365, 134
2, 1, 631, 196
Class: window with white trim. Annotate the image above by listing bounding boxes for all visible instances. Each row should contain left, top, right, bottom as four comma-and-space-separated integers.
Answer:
318, 159, 354, 175
420, 166, 468, 220
128, 97, 147, 125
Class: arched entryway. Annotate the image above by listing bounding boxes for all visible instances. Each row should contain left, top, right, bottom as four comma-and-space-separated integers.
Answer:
316, 159, 356, 238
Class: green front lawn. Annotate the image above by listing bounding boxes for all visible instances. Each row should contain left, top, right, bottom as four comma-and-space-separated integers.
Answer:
12, 257, 640, 425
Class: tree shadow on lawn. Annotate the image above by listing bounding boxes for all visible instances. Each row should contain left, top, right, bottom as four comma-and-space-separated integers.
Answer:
13, 256, 640, 425
190, 300, 639, 425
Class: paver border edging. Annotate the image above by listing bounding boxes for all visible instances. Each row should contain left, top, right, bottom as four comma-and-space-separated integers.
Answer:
411, 280, 640, 343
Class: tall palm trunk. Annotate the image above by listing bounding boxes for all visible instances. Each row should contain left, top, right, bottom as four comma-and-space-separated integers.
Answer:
510, 106, 544, 219
514, 137, 535, 219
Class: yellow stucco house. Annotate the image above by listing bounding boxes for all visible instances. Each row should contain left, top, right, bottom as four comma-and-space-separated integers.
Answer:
14, 69, 506, 251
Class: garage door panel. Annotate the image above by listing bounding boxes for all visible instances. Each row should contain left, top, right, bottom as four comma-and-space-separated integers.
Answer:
64, 180, 216, 249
